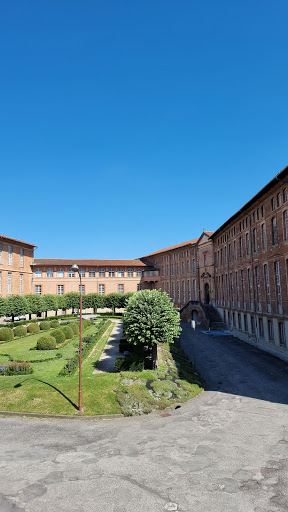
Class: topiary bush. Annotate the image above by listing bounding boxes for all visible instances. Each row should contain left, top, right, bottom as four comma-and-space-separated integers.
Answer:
27, 323, 40, 334
51, 329, 65, 344
13, 326, 27, 338
70, 323, 79, 335
39, 321, 51, 331
0, 327, 14, 342
61, 326, 74, 339
50, 320, 60, 328
36, 335, 57, 350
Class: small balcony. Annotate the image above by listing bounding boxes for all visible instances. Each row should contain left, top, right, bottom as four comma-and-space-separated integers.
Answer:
142, 270, 160, 282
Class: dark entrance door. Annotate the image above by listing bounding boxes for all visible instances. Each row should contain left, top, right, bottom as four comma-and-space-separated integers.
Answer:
204, 283, 210, 304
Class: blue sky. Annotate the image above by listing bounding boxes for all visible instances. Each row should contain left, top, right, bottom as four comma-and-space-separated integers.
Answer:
1, 1, 287, 259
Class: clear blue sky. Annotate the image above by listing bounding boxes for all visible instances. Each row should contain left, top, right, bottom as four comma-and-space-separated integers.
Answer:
1, 1, 287, 259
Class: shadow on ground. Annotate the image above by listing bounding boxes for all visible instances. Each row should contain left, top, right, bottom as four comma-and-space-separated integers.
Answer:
179, 321, 288, 406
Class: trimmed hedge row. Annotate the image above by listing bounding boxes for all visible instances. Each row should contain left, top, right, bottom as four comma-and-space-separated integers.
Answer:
0, 318, 92, 344
59, 320, 110, 376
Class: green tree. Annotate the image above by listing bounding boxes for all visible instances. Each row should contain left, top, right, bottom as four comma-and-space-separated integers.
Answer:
105, 293, 122, 314
0, 297, 7, 318
65, 292, 80, 313
42, 294, 58, 318
5, 295, 28, 321
84, 293, 103, 313
123, 289, 181, 368
25, 294, 44, 319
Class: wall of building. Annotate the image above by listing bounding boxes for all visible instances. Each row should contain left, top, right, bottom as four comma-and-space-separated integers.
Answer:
0, 236, 35, 297
212, 175, 288, 357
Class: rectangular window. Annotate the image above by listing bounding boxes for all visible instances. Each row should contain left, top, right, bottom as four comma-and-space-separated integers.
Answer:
264, 264, 271, 308
182, 281, 185, 303
193, 259, 196, 272
274, 261, 282, 306
172, 282, 175, 301
79, 285, 85, 295
137, 284, 141, 291
19, 274, 23, 294
128, 269, 133, 277
118, 284, 124, 294
193, 279, 197, 300
99, 269, 105, 278
171, 263, 174, 276
99, 284, 105, 295
259, 318, 264, 337
246, 233, 250, 255
279, 322, 286, 347
8, 245, 12, 265
182, 261, 185, 275
177, 281, 180, 303
35, 285, 42, 295
20, 248, 24, 267
238, 313, 242, 330
284, 211, 288, 241
239, 237, 243, 258
57, 285, 64, 295
261, 223, 267, 249
251, 316, 255, 334
253, 228, 258, 252
255, 266, 261, 307
162, 282, 165, 292
188, 279, 191, 300
272, 217, 278, 245
268, 320, 274, 342
241, 270, 245, 308
7, 272, 12, 294
244, 315, 248, 332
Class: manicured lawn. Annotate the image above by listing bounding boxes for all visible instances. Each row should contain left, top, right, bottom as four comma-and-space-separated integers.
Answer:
0, 321, 121, 415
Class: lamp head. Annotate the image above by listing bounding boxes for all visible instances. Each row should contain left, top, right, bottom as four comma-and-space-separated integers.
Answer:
71, 264, 79, 272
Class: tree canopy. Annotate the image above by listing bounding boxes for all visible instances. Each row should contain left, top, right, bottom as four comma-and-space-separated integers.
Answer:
123, 289, 181, 348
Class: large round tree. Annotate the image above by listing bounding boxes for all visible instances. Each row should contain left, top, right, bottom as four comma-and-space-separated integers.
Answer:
123, 289, 181, 368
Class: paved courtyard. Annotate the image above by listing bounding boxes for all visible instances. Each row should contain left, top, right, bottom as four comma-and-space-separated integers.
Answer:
0, 323, 288, 511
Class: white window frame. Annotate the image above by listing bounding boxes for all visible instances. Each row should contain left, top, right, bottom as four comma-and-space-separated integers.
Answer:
99, 284, 105, 295
58, 268, 64, 278
8, 245, 12, 266
128, 269, 133, 278
47, 268, 53, 278
99, 269, 105, 278
35, 268, 42, 278
57, 285, 64, 295
19, 274, 23, 294
118, 269, 124, 278
20, 248, 24, 268
118, 284, 124, 294
89, 269, 95, 278
35, 285, 42, 295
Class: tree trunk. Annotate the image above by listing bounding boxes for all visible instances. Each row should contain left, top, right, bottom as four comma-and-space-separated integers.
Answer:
152, 344, 158, 369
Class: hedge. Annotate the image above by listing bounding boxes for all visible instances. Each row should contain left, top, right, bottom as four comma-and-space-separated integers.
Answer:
51, 329, 66, 344
50, 320, 60, 328
61, 326, 74, 339
70, 323, 80, 335
39, 321, 51, 331
37, 336, 57, 350
27, 323, 40, 334
0, 328, 14, 341
115, 357, 144, 372
13, 326, 27, 338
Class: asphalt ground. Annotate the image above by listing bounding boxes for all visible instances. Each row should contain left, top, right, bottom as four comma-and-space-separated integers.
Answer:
0, 323, 288, 511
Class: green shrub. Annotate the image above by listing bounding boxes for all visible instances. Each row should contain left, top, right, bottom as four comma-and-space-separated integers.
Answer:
51, 329, 65, 344
0, 328, 14, 342
70, 323, 79, 335
115, 357, 144, 372
50, 320, 60, 328
13, 326, 27, 338
82, 319, 92, 329
61, 326, 74, 339
0, 361, 32, 376
36, 336, 57, 350
27, 323, 40, 334
39, 321, 51, 331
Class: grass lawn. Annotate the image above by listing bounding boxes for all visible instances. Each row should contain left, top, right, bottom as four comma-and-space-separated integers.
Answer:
0, 321, 121, 416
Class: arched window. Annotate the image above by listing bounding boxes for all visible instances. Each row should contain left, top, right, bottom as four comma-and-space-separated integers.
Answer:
99, 269, 105, 278
277, 193, 282, 207
68, 269, 75, 278
136, 269, 142, 277
89, 269, 95, 277
109, 269, 115, 278
46, 268, 53, 278
35, 268, 42, 278
118, 269, 124, 278
128, 269, 133, 277
58, 268, 64, 278
79, 269, 85, 278
283, 188, 288, 203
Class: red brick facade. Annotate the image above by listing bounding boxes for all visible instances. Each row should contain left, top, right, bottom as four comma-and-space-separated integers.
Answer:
211, 166, 288, 357
0, 235, 36, 297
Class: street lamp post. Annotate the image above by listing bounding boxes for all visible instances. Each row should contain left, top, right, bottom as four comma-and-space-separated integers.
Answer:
70, 264, 84, 412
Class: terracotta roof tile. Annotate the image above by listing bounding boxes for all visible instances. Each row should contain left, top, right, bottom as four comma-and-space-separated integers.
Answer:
34, 258, 149, 267
142, 238, 200, 257
0, 234, 37, 248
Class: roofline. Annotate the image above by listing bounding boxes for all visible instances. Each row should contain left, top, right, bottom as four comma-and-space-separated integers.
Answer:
141, 238, 200, 258
210, 165, 288, 239
0, 234, 37, 248
34, 258, 149, 266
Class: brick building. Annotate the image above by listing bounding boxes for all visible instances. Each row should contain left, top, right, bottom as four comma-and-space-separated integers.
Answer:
0, 235, 36, 297
32, 259, 151, 297
211, 165, 288, 357
141, 231, 214, 311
